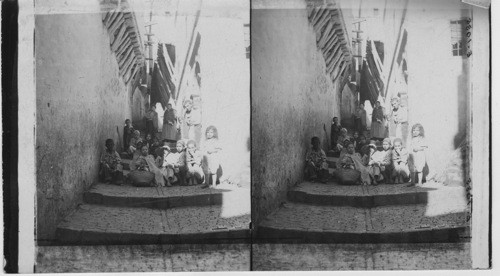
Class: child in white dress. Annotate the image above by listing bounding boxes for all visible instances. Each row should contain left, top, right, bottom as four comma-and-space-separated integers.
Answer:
410, 123, 427, 186
202, 126, 222, 188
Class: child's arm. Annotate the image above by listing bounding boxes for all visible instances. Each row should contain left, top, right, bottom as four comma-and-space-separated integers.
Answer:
114, 151, 122, 165
320, 150, 327, 162
305, 151, 311, 162
100, 153, 111, 170
175, 152, 185, 168
400, 149, 409, 163
381, 151, 392, 166
195, 151, 203, 165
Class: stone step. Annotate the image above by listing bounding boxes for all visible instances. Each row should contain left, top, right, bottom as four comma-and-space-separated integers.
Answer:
326, 156, 338, 168
56, 204, 251, 245
326, 150, 340, 158
84, 183, 244, 209
120, 152, 131, 159
288, 181, 467, 208
256, 202, 469, 243
121, 158, 132, 170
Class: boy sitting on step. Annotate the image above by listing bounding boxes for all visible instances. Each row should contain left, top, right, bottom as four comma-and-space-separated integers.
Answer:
185, 140, 205, 185
391, 138, 410, 184
99, 139, 124, 185
305, 136, 329, 183
157, 140, 187, 186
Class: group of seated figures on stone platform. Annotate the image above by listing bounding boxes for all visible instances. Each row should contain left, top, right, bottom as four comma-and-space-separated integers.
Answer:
306, 123, 427, 187
99, 119, 222, 189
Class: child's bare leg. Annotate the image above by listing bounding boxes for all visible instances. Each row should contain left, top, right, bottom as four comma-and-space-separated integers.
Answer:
416, 172, 422, 185
211, 174, 217, 187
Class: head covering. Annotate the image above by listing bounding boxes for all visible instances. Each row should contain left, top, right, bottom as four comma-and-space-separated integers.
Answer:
391, 96, 401, 103
133, 130, 140, 136
183, 99, 193, 108
382, 138, 392, 146
162, 144, 171, 150
368, 140, 377, 148
343, 138, 352, 148
176, 140, 185, 147
361, 145, 371, 154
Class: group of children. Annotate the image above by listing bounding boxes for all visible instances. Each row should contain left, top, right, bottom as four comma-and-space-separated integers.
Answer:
306, 123, 427, 186
99, 120, 222, 188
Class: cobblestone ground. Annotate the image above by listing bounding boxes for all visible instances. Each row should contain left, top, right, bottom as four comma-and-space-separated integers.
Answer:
36, 244, 250, 272
252, 243, 471, 270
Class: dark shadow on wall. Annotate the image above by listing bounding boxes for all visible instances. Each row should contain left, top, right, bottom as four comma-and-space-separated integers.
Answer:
454, 9, 471, 150
453, 8, 471, 188
431, 9, 470, 189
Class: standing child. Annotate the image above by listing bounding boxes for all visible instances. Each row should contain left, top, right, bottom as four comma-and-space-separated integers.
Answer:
123, 119, 134, 152
185, 140, 205, 185
202, 126, 222, 188
391, 138, 410, 184
99, 139, 124, 185
351, 131, 359, 150
410, 123, 427, 186
305, 136, 329, 183
330, 117, 342, 151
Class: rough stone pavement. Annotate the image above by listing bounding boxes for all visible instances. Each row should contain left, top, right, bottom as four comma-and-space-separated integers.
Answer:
36, 244, 250, 272
35, 243, 471, 272
58, 204, 250, 235
294, 180, 467, 199
259, 202, 468, 233
252, 243, 471, 270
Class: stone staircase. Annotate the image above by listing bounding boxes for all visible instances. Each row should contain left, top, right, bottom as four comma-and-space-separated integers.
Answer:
256, 151, 470, 243
55, 153, 251, 245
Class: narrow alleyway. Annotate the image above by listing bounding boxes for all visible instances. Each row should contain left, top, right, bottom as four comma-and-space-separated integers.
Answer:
54, 148, 251, 245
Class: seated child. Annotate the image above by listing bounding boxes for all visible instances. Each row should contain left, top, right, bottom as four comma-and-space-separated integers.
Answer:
305, 136, 329, 183
128, 144, 165, 187
157, 140, 187, 186
335, 128, 350, 152
379, 138, 394, 183
391, 138, 410, 184
145, 133, 160, 158
367, 140, 384, 185
185, 140, 205, 185
355, 134, 367, 153
156, 143, 174, 187
99, 139, 124, 185
337, 141, 371, 185
128, 130, 143, 156
173, 140, 187, 185
339, 142, 357, 170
